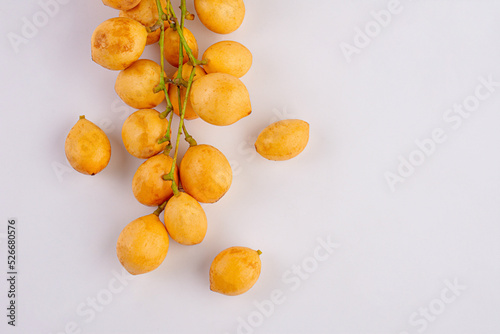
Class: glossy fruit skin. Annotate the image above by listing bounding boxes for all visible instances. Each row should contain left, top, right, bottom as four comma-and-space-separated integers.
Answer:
121, 109, 169, 159
179, 144, 232, 203
65, 116, 111, 175
103, 0, 141, 11
119, 0, 168, 45
189, 73, 251, 126
91, 17, 147, 71
116, 214, 169, 275
115, 59, 165, 109
202, 41, 252, 78
169, 65, 206, 120
132, 154, 179, 206
163, 27, 199, 67
255, 119, 310, 161
163, 192, 207, 245
194, 0, 245, 34
209, 246, 261, 296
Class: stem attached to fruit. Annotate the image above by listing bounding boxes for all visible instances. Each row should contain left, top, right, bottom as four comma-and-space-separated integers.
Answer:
167, 1, 204, 67
183, 123, 197, 147
162, 110, 174, 154
162, 64, 197, 195
154, 0, 174, 148
153, 201, 167, 216
159, 0, 199, 195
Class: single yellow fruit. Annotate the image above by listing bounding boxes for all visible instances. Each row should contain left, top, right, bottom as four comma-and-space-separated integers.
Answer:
65, 115, 111, 175
194, 0, 245, 34
132, 154, 179, 206
190, 73, 251, 126
91, 17, 147, 71
179, 144, 232, 203
163, 192, 207, 245
121, 109, 170, 159
103, 0, 141, 11
209, 246, 261, 296
255, 119, 310, 161
163, 27, 199, 67
116, 214, 169, 275
119, 0, 168, 45
202, 41, 252, 78
115, 59, 165, 109
169, 64, 206, 120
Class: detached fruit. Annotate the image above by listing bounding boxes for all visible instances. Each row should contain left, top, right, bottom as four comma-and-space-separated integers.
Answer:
255, 119, 309, 161
116, 214, 169, 275
65, 115, 111, 175
209, 246, 261, 296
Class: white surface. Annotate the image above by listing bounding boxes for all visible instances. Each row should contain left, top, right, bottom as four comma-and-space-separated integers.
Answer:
1, 0, 500, 333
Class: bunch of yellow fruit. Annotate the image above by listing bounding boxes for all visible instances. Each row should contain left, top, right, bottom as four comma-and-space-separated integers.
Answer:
65, 0, 309, 296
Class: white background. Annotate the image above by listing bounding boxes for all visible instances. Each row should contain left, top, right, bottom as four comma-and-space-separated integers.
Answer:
1, 0, 500, 333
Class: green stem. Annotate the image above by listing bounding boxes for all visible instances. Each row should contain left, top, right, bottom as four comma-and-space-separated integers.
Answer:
180, 0, 185, 28
163, 66, 197, 195
154, 0, 173, 119
166, 0, 201, 66
183, 123, 197, 146
156, 0, 199, 195
158, 108, 171, 144
167, 0, 176, 22
159, 107, 171, 120
153, 201, 167, 216
162, 110, 175, 154
179, 68, 197, 145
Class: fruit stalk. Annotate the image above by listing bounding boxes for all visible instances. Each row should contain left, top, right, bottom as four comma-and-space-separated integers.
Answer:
153, 201, 167, 216
156, 0, 198, 195
154, 0, 174, 154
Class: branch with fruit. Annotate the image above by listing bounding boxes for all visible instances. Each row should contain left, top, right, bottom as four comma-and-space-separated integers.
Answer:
64, 0, 309, 296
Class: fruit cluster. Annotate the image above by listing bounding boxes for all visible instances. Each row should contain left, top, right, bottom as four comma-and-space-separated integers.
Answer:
65, 0, 309, 296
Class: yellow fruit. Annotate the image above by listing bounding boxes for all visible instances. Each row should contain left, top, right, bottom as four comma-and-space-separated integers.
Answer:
163, 192, 207, 245
132, 154, 179, 206
163, 27, 199, 67
103, 0, 141, 10
190, 73, 251, 126
121, 109, 170, 159
202, 41, 252, 78
255, 119, 310, 161
179, 144, 232, 203
91, 17, 147, 71
65, 116, 111, 175
119, 0, 168, 45
116, 214, 169, 275
209, 246, 261, 296
115, 59, 165, 109
169, 64, 206, 120
194, 0, 245, 34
